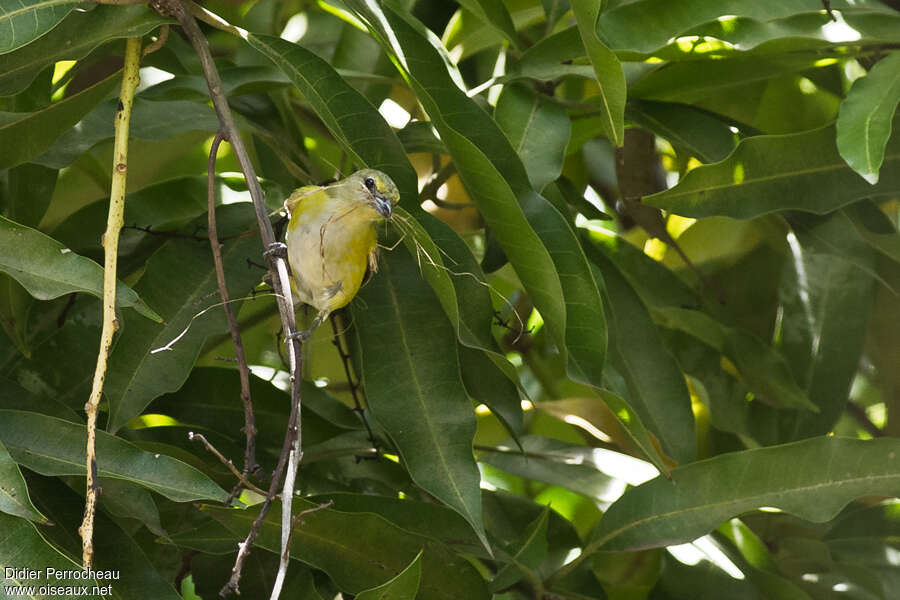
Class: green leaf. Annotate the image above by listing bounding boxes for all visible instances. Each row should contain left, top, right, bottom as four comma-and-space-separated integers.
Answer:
0, 5, 168, 97
0, 72, 119, 169
594, 0, 894, 55
646, 123, 900, 219
512, 28, 593, 81
0, 0, 79, 55
0, 438, 46, 522
245, 34, 418, 202
355, 551, 423, 600
456, 0, 519, 49
0, 410, 227, 502
4, 162, 57, 228
352, 246, 488, 551
590, 436, 900, 552
627, 100, 736, 164
479, 436, 627, 502
206, 500, 490, 600
837, 51, 900, 184
571, 0, 626, 147
588, 247, 696, 465
0, 215, 160, 320
27, 474, 183, 600
652, 307, 818, 413
308, 491, 486, 557
495, 83, 571, 190
490, 508, 549, 592
0, 512, 100, 598
36, 97, 219, 169
778, 219, 876, 438
105, 222, 263, 432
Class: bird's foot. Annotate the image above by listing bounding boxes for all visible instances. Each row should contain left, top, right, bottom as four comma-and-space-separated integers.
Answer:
264, 241, 287, 259
285, 327, 313, 343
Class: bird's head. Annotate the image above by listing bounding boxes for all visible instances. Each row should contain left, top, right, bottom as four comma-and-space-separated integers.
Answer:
350, 169, 399, 219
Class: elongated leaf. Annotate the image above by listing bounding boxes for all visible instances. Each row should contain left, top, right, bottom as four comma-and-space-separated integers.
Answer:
594, 0, 893, 54
646, 123, 900, 219
353, 247, 487, 550
356, 551, 422, 600
0, 0, 78, 55
512, 27, 593, 81
572, 0, 625, 147
457, 0, 519, 49
0, 5, 168, 96
28, 475, 182, 600
36, 97, 219, 169
0, 72, 119, 168
778, 220, 876, 439
490, 508, 549, 592
206, 501, 490, 600
480, 436, 626, 502
588, 248, 696, 465
495, 83, 570, 190
590, 436, 900, 552
0, 438, 46, 522
105, 219, 262, 432
627, 100, 736, 164
0, 215, 159, 320
309, 492, 486, 556
0, 512, 99, 599
652, 307, 817, 412
346, 2, 608, 388
837, 51, 900, 184
0, 410, 227, 502
245, 34, 418, 201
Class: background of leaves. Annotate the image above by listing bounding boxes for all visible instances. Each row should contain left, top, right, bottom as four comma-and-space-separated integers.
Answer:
1, 0, 900, 598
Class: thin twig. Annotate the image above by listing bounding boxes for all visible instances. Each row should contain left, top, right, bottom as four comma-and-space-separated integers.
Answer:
188, 432, 267, 496
207, 130, 260, 487
143, 24, 170, 56
146, 1, 304, 596
846, 402, 884, 438
330, 314, 378, 454
79, 36, 142, 569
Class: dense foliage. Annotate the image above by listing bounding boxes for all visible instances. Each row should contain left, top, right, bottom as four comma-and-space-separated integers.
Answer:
1, 0, 900, 598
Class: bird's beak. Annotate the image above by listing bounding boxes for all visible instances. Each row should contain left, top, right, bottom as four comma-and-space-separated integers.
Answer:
375, 195, 392, 218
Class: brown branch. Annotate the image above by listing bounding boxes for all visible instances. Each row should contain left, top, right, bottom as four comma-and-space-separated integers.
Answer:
330, 314, 378, 455
147, 1, 304, 596
846, 402, 884, 438
188, 432, 267, 496
207, 131, 260, 488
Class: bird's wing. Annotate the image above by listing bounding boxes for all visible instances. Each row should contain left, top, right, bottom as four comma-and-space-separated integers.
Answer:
284, 184, 326, 214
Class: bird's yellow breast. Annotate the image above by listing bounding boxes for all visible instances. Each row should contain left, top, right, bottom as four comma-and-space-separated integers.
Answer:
285, 187, 378, 313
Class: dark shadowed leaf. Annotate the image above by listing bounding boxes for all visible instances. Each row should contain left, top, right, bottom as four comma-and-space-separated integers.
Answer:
353, 246, 487, 551
0, 5, 168, 96
105, 214, 263, 432
0, 215, 159, 320
355, 551, 422, 600
0, 410, 227, 502
206, 500, 490, 600
0, 73, 119, 169
0, 438, 46, 522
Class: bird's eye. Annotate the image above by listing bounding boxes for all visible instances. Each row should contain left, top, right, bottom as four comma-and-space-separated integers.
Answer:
364, 177, 376, 191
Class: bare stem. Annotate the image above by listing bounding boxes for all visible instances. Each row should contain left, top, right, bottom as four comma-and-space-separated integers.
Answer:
188, 432, 267, 496
79, 36, 142, 569
207, 131, 259, 486
146, 1, 304, 595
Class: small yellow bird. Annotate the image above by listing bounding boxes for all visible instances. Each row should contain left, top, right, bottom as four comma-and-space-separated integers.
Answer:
283, 169, 399, 340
